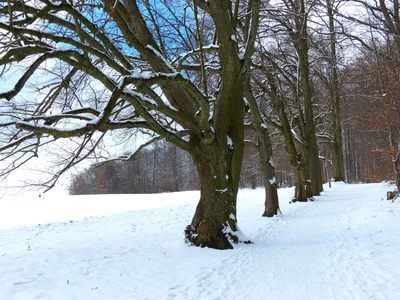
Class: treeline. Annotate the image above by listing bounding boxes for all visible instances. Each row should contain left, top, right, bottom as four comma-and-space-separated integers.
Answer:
69, 140, 296, 195
69, 141, 198, 195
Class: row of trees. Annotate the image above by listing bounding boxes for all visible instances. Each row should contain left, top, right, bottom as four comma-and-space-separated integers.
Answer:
1, 0, 399, 249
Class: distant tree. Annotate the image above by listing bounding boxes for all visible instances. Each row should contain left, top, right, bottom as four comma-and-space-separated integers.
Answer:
340, 0, 400, 190
325, 0, 345, 182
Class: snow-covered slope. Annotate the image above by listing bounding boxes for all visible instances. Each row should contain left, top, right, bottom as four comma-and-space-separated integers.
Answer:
0, 183, 399, 300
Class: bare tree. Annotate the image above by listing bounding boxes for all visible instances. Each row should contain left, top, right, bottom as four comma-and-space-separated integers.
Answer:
247, 0, 325, 201
0, 0, 261, 249
325, 0, 345, 181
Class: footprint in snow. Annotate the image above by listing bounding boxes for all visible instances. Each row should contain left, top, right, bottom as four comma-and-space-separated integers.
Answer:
12, 278, 36, 286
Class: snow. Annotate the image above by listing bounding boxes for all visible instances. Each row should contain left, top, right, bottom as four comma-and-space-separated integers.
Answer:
269, 176, 277, 185
145, 45, 175, 72
176, 44, 219, 63
291, 128, 301, 143
269, 157, 274, 167
1, 182, 400, 300
15, 121, 84, 132
128, 70, 180, 80
208, 102, 214, 121
127, 90, 157, 106
227, 135, 233, 148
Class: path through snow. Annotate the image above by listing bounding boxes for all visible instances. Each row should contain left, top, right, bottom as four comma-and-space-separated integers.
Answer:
0, 183, 399, 299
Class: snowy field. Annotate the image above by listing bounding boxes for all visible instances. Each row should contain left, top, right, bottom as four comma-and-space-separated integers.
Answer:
0, 182, 399, 300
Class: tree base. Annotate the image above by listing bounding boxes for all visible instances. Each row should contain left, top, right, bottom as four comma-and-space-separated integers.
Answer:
290, 197, 315, 204
262, 210, 277, 217
262, 207, 282, 217
333, 178, 345, 182
387, 191, 398, 201
184, 221, 252, 250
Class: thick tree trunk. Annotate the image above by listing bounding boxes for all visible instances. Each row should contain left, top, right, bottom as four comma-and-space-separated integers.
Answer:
299, 46, 323, 196
184, 0, 260, 249
296, 0, 323, 196
185, 147, 249, 249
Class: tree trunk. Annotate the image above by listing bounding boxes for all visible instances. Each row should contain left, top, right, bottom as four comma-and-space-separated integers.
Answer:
184, 0, 256, 249
327, 0, 345, 182
251, 174, 257, 189
259, 136, 280, 217
276, 101, 308, 202
294, 165, 308, 202
395, 141, 400, 193
244, 80, 280, 217
296, 0, 323, 196
185, 144, 249, 249
332, 129, 345, 182
261, 160, 280, 216
258, 75, 308, 202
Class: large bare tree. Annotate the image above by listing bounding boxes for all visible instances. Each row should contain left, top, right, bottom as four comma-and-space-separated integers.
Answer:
0, 0, 260, 249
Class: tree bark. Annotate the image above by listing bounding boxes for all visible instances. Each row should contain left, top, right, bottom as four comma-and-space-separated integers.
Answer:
294, 165, 308, 202
327, 0, 345, 182
261, 155, 280, 216
296, 0, 323, 196
186, 137, 248, 249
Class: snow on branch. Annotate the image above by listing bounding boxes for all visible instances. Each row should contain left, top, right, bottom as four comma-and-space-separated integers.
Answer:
127, 71, 181, 84
145, 45, 176, 72
174, 44, 220, 69
15, 122, 91, 138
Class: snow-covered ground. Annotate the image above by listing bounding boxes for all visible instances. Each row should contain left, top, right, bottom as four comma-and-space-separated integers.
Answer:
0, 182, 399, 300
